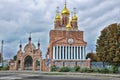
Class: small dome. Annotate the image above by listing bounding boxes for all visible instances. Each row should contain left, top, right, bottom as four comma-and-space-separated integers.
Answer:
61, 6, 70, 15
55, 14, 61, 19
66, 21, 71, 30
72, 14, 78, 20
54, 13, 61, 23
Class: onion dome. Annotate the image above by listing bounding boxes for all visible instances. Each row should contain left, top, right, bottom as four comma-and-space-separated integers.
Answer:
61, 3, 70, 15
54, 14, 61, 23
54, 7, 61, 22
72, 8, 78, 20
55, 14, 61, 19
66, 21, 71, 30
72, 14, 78, 20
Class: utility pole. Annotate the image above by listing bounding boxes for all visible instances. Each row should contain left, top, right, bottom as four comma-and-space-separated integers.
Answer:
1, 40, 4, 67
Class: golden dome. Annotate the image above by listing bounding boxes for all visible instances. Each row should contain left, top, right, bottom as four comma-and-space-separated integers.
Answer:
55, 14, 61, 19
72, 14, 78, 20
66, 21, 71, 30
61, 5, 70, 15
54, 13, 61, 23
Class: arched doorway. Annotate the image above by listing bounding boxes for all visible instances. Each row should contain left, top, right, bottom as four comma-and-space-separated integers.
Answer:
17, 60, 21, 70
36, 60, 40, 70
24, 56, 33, 70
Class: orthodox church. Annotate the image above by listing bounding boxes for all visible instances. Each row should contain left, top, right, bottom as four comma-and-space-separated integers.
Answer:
45, 2, 90, 70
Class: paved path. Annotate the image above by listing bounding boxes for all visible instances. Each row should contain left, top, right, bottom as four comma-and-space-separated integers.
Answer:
0, 71, 120, 80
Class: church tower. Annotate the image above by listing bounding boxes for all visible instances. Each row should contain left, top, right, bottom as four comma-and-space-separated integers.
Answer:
54, 7, 61, 29
61, 1, 70, 27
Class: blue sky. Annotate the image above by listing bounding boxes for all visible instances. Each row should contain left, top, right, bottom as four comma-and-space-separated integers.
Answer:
0, 0, 120, 59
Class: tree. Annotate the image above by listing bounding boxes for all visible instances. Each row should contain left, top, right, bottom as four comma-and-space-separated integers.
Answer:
13, 55, 17, 61
86, 52, 100, 62
96, 23, 120, 67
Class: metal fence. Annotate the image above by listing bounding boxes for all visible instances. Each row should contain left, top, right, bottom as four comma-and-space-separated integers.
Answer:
91, 62, 110, 68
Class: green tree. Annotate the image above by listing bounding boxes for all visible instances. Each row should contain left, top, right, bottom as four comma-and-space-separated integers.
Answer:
96, 23, 120, 67
13, 55, 17, 61
86, 52, 100, 62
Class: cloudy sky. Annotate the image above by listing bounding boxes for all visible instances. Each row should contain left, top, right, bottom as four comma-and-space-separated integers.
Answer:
0, 0, 120, 59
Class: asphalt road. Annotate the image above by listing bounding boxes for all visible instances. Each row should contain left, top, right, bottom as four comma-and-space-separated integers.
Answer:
0, 71, 120, 80
0, 74, 101, 80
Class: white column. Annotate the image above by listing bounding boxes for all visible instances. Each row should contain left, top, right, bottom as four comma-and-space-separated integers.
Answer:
59, 46, 61, 60
82, 46, 84, 60
62, 46, 64, 60
68, 46, 70, 60
84, 46, 86, 60
53, 46, 55, 59
80, 46, 81, 60
74, 46, 76, 60
56, 46, 58, 60
66, 46, 67, 60
77, 46, 79, 60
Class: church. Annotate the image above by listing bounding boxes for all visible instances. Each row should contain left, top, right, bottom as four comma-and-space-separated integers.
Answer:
9, 1, 90, 71
45, 2, 90, 70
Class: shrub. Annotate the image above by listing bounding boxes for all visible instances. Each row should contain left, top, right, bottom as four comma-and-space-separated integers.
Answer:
51, 65, 57, 71
74, 66, 80, 72
109, 66, 118, 73
118, 67, 120, 73
79, 67, 89, 73
92, 67, 99, 73
99, 68, 109, 73
59, 67, 70, 72
0, 65, 9, 70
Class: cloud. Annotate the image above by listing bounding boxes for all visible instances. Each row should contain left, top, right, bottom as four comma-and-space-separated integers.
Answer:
0, 0, 120, 59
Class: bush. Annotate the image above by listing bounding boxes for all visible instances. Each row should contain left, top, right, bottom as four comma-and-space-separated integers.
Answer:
109, 66, 118, 73
118, 67, 120, 73
92, 67, 99, 73
51, 65, 57, 71
74, 66, 80, 72
99, 68, 109, 73
79, 67, 89, 73
59, 67, 70, 72
0, 65, 9, 70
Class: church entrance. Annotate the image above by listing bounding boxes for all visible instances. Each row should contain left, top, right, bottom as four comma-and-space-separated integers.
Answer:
36, 60, 40, 70
17, 60, 21, 70
24, 56, 33, 70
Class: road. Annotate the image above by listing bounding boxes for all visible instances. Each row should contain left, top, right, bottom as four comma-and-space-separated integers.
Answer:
0, 71, 120, 80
